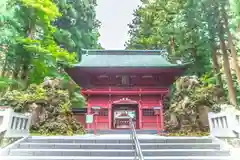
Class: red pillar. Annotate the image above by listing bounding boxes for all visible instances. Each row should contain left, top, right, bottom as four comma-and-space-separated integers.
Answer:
108, 96, 112, 129
108, 107, 112, 129
159, 100, 164, 135
94, 114, 97, 135
139, 106, 143, 129
160, 105, 164, 134
156, 113, 160, 135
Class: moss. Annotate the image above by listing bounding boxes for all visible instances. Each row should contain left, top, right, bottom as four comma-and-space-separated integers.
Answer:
0, 78, 85, 135
167, 131, 209, 137
165, 76, 226, 133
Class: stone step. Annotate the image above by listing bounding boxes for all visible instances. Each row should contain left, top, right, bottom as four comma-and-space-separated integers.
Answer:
9, 149, 230, 157
24, 139, 132, 143
17, 143, 221, 150
142, 149, 230, 157
88, 129, 158, 134
25, 137, 213, 144
1, 156, 231, 160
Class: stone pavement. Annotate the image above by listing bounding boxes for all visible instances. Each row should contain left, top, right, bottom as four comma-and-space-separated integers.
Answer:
229, 147, 239, 160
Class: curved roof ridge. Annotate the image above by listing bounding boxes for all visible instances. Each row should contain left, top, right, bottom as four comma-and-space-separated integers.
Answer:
81, 49, 167, 55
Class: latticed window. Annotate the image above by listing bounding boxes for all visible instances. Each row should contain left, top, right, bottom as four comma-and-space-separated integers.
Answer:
121, 75, 130, 86
91, 108, 108, 116
143, 109, 155, 116
99, 109, 108, 116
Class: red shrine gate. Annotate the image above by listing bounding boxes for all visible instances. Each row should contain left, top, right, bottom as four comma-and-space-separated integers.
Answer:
82, 89, 167, 131
66, 50, 189, 133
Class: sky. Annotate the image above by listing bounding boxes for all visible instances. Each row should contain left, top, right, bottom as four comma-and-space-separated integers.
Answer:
96, 0, 140, 49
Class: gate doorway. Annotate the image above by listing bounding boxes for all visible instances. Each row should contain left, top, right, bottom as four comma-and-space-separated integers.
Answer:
112, 104, 139, 129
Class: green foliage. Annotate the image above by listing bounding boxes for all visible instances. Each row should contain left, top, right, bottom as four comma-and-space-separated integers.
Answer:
230, 0, 240, 30
53, 0, 102, 54
167, 131, 209, 137
17, 0, 61, 23
59, 75, 86, 108
0, 0, 102, 93
126, 0, 214, 76
1, 0, 102, 88
1, 85, 49, 112
165, 76, 225, 133
199, 72, 218, 86
0, 77, 22, 90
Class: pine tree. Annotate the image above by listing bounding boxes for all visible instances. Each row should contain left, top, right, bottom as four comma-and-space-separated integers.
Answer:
126, 0, 212, 76
53, 0, 102, 54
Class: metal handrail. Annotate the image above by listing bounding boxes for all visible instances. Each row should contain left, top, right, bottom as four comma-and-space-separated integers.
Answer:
129, 118, 144, 160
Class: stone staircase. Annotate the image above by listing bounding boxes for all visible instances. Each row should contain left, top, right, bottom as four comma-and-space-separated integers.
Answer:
1, 135, 231, 160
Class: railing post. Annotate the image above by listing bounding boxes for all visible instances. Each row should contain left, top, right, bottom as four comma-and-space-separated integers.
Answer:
26, 113, 32, 134
208, 112, 214, 136
226, 113, 237, 130
2, 108, 13, 132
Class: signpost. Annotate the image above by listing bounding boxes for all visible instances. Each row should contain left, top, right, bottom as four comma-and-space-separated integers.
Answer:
86, 114, 93, 124
91, 106, 101, 135
86, 106, 101, 135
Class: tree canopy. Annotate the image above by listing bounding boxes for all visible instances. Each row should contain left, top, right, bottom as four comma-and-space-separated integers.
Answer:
126, 0, 240, 105
0, 0, 101, 86
53, 0, 102, 53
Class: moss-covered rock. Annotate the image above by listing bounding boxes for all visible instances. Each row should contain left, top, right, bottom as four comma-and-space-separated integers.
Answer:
0, 78, 85, 135
165, 76, 226, 134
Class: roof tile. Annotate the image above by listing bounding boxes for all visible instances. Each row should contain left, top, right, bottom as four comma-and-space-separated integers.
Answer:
74, 50, 188, 68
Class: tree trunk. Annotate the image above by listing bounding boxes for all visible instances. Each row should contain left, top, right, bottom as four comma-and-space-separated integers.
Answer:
12, 57, 22, 80
170, 36, 175, 55
0, 46, 9, 77
20, 20, 36, 87
191, 47, 201, 77
219, 24, 237, 105
9, 57, 22, 90
1, 59, 7, 77
222, 7, 240, 87
211, 45, 224, 89
20, 63, 29, 84
204, 0, 223, 89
